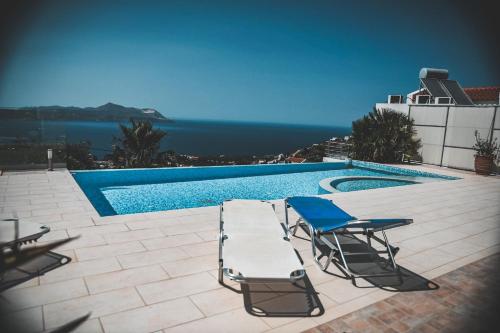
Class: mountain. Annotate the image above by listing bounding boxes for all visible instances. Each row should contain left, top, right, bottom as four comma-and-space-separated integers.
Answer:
0, 103, 172, 122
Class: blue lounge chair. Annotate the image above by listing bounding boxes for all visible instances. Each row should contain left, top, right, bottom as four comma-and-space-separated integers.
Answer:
285, 196, 412, 280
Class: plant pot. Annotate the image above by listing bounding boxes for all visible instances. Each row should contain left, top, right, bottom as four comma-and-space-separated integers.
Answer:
474, 155, 494, 175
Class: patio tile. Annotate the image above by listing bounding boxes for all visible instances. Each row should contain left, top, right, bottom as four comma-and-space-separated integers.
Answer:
160, 221, 218, 236
64, 318, 104, 333
43, 287, 144, 329
85, 265, 169, 294
67, 223, 129, 237
463, 228, 500, 248
10, 276, 40, 289
265, 318, 319, 333
2, 278, 88, 310
0, 306, 43, 333
40, 257, 122, 284
46, 217, 96, 230
315, 278, 374, 304
38, 229, 69, 242
189, 287, 244, 316
161, 254, 218, 277
117, 246, 190, 269
438, 239, 485, 258
137, 271, 220, 304
196, 229, 219, 241
141, 233, 204, 250
180, 240, 218, 257
75, 241, 146, 261
32, 206, 86, 217
103, 228, 164, 244
163, 308, 270, 333
402, 248, 458, 272
56, 233, 107, 250
126, 217, 183, 230
19, 214, 64, 224
101, 297, 204, 333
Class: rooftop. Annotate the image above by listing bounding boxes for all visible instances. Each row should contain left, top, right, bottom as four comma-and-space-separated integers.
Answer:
464, 86, 500, 103
0, 165, 499, 332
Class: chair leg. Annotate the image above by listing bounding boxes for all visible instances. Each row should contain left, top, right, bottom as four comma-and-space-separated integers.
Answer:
331, 231, 353, 277
218, 204, 224, 284
381, 230, 398, 271
284, 202, 290, 237
311, 226, 334, 271
292, 218, 302, 236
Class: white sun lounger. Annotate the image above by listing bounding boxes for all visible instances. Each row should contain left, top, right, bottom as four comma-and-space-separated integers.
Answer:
218, 200, 305, 284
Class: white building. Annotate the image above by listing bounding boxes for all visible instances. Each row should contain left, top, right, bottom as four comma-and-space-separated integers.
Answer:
376, 68, 499, 171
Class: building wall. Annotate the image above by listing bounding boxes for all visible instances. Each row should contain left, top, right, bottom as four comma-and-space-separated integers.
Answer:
377, 104, 499, 170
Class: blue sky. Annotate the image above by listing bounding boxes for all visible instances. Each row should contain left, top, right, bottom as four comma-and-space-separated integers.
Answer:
0, 0, 497, 126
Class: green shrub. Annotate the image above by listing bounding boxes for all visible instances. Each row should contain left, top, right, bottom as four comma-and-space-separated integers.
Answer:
350, 108, 421, 163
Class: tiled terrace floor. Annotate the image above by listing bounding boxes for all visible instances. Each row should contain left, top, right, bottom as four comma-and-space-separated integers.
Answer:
0, 165, 499, 332
304, 253, 500, 333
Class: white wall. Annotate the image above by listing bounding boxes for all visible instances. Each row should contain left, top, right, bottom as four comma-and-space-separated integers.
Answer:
445, 107, 495, 148
410, 106, 448, 126
414, 126, 445, 165
408, 105, 498, 170
441, 147, 476, 170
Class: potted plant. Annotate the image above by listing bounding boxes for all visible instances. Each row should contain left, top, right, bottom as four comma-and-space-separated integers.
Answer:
473, 130, 498, 175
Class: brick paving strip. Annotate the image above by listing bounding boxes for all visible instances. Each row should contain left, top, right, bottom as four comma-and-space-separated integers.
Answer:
304, 254, 500, 333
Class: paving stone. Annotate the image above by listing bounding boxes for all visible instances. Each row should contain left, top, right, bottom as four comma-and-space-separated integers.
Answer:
304, 254, 500, 333
75, 241, 146, 261
43, 287, 144, 329
161, 254, 217, 277
137, 271, 220, 304
117, 246, 190, 268
104, 228, 165, 244
163, 308, 270, 333
85, 265, 168, 294
141, 233, 204, 250
101, 297, 204, 333
40, 257, 122, 284
0, 306, 43, 333
2, 278, 88, 310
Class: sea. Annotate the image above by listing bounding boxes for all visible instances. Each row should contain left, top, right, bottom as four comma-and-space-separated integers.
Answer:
0, 119, 351, 158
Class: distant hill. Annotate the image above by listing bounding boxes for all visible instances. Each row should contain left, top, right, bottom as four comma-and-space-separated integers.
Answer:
0, 103, 172, 122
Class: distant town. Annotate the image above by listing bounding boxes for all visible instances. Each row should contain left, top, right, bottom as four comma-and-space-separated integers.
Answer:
92, 135, 352, 169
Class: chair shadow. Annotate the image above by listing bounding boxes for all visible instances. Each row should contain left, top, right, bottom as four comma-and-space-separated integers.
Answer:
296, 224, 439, 292
241, 273, 325, 317
0, 251, 71, 292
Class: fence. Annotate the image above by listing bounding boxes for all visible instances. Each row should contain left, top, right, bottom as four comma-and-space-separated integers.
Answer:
377, 104, 499, 170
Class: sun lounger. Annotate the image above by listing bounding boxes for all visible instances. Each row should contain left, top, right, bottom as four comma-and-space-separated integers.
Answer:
218, 199, 305, 284
285, 196, 412, 280
0, 218, 50, 250
1, 218, 71, 292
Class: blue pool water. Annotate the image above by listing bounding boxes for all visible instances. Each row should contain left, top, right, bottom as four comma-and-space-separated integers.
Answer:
72, 161, 457, 216
334, 179, 414, 192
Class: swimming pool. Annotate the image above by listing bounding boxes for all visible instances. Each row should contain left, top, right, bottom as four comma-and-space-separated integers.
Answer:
72, 161, 457, 216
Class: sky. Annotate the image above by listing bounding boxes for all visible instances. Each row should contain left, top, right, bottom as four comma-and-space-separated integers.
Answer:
0, 0, 498, 126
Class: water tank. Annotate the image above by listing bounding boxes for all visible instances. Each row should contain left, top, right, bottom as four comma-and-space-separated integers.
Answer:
419, 68, 449, 79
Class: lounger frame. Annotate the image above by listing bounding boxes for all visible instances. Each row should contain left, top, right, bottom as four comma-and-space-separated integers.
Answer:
218, 200, 305, 284
285, 198, 412, 281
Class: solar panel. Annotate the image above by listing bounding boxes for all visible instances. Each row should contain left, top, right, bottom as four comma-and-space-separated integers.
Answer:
420, 78, 449, 97
441, 80, 474, 105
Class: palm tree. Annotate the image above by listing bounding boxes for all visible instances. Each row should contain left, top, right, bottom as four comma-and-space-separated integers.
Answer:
350, 108, 421, 163
115, 119, 167, 168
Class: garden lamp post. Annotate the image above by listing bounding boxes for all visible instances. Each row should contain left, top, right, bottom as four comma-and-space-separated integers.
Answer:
47, 148, 53, 171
